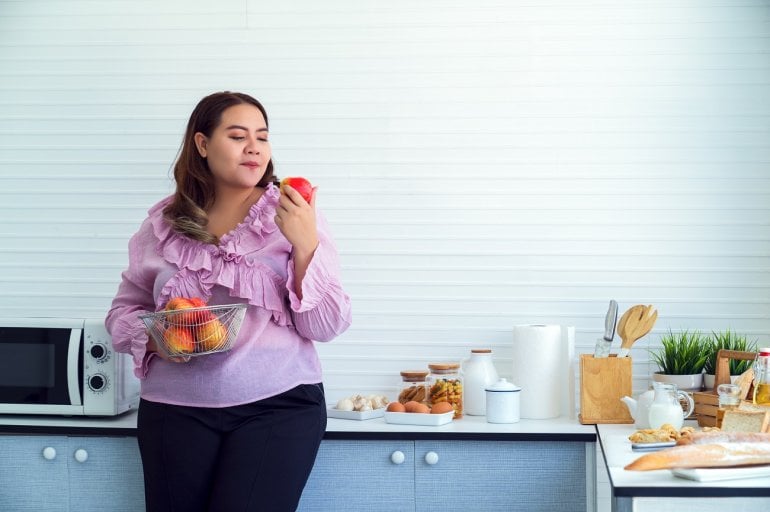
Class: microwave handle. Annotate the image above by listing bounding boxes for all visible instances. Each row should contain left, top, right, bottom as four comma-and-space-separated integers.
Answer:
68, 329, 83, 406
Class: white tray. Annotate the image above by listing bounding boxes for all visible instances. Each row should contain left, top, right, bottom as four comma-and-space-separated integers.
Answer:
326, 407, 385, 421
672, 465, 770, 482
631, 441, 676, 452
384, 411, 454, 426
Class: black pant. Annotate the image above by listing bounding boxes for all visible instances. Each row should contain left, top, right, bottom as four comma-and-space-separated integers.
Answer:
137, 384, 327, 512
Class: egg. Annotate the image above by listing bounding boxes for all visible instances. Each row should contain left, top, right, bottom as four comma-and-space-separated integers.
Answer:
411, 403, 431, 414
386, 402, 406, 412
403, 401, 422, 412
430, 402, 454, 414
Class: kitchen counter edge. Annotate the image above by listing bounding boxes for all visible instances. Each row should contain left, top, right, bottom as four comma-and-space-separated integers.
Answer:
0, 410, 595, 441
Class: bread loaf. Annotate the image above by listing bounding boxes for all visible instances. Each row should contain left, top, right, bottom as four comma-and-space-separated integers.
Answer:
677, 431, 770, 445
625, 442, 770, 471
721, 410, 770, 433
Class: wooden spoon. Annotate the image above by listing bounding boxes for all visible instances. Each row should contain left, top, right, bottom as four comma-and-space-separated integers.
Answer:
616, 305, 642, 349
619, 305, 658, 357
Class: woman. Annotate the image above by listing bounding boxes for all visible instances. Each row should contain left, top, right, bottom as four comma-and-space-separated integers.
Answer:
106, 91, 351, 511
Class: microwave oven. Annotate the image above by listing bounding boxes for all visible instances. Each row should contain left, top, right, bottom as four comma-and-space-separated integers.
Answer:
0, 318, 140, 416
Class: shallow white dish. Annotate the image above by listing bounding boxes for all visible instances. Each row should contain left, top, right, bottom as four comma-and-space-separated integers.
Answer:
631, 441, 676, 452
326, 407, 385, 421
672, 465, 770, 482
384, 410, 454, 426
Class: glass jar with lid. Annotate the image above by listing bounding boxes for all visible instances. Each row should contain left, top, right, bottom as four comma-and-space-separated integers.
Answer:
398, 370, 430, 405
427, 362, 464, 418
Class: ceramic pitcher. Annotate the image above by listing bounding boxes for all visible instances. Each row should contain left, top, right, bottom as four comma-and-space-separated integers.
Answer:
647, 382, 694, 430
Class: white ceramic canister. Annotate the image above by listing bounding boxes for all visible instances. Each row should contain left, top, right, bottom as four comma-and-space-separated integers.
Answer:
462, 349, 500, 416
485, 378, 521, 424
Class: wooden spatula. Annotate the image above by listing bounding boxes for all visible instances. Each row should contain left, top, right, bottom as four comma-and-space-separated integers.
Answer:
618, 304, 658, 358
615, 305, 640, 349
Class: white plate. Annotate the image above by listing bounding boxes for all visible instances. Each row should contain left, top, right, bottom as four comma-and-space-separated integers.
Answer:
631, 441, 676, 452
326, 407, 385, 421
384, 410, 454, 426
672, 465, 770, 482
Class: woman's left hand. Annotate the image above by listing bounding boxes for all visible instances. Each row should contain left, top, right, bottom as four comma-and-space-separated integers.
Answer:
275, 185, 319, 258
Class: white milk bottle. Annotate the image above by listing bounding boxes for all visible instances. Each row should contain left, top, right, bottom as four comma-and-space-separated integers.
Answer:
462, 349, 499, 416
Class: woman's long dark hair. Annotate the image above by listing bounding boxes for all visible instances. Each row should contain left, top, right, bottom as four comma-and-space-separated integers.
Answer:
163, 91, 279, 244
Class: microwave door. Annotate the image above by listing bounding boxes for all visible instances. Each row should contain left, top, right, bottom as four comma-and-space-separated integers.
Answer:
0, 326, 84, 415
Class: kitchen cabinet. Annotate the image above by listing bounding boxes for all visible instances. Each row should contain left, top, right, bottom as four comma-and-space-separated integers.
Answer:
298, 440, 415, 510
415, 440, 586, 511
298, 439, 588, 511
0, 413, 595, 511
0, 435, 144, 512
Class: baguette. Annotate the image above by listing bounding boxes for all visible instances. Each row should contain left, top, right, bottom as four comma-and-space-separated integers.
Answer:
625, 442, 770, 471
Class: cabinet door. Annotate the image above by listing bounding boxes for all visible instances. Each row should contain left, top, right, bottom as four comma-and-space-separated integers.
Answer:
415, 440, 586, 512
0, 435, 69, 512
68, 436, 145, 512
298, 440, 415, 511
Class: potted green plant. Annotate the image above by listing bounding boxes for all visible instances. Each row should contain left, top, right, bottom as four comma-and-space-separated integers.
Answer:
702, 330, 757, 389
650, 330, 710, 391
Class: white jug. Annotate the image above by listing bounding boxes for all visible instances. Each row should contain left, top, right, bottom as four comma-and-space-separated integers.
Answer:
647, 382, 695, 430
462, 349, 499, 416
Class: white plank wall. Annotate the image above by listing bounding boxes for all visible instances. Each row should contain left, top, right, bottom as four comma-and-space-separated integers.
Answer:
1, 0, 769, 404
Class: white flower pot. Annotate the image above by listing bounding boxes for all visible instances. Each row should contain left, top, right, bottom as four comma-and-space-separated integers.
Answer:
652, 372, 704, 392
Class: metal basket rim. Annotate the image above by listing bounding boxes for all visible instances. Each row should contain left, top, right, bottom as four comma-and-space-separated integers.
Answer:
138, 303, 247, 320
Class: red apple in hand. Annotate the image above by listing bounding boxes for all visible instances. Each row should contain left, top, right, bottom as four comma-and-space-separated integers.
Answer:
163, 326, 195, 355
280, 177, 313, 203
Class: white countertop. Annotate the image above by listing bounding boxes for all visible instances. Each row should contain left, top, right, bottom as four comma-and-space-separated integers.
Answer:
598, 423, 770, 495
0, 408, 594, 439
327, 412, 593, 437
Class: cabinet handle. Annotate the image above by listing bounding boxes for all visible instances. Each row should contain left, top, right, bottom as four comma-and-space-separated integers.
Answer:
390, 450, 405, 465
42, 447, 57, 460
424, 451, 439, 465
74, 448, 89, 463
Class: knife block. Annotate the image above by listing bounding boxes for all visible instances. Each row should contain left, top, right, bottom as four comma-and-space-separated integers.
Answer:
578, 354, 634, 424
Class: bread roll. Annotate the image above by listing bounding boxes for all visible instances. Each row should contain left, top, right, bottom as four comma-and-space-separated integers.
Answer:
625, 442, 770, 471
677, 431, 770, 445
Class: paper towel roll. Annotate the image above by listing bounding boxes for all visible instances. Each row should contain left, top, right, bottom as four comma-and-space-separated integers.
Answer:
511, 325, 575, 419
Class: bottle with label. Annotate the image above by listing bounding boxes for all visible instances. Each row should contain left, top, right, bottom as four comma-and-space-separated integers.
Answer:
753, 347, 770, 405
462, 349, 499, 416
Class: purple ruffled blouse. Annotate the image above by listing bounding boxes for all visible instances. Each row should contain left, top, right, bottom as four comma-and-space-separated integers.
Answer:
105, 183, 351, 407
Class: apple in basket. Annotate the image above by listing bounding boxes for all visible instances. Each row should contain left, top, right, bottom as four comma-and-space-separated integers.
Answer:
163, 325, 195, 354
165, 297, 213, 326
279, 177, 313, 204
196, 319, 228, 352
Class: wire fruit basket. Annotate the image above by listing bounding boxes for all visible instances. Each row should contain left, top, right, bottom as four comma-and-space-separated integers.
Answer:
140, 303, 247, 357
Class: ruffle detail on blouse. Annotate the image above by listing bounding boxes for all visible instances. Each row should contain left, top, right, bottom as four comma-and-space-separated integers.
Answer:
149, 184, 291, 326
